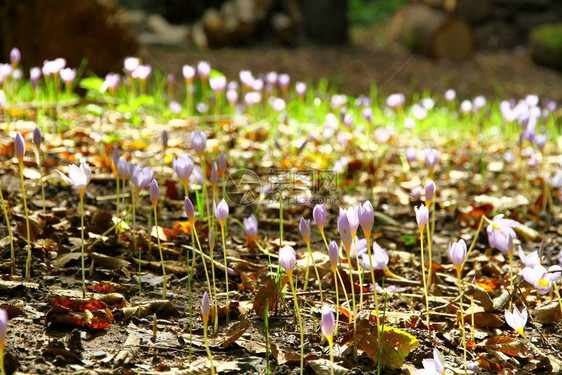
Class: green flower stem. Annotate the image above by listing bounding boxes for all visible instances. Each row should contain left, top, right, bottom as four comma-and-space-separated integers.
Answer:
191, 222, 215, 330
220, 223, 230, 321
365, 233, 381, 330
153, 204, 167, 299
19, 162, 32, 281
419, 227, 431, 329
456, 267, 467, 375
203, 318, 216, 375
304, 241, 324, 307
288, 272, 304, 375
0, 188, 15, 274
79, 191, 86, 298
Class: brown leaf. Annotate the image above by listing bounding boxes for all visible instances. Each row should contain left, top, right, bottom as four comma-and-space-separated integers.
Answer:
51, 296, 108, 311
485, 335, 529, 358
252, 275, 288, 319
464, 312, 504, 328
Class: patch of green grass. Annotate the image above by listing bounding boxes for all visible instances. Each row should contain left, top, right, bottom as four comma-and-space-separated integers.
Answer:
349, 0, 407, 27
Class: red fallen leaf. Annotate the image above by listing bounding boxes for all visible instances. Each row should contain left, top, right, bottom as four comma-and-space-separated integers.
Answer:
51, 296, 108, 311
215, 301, 240, 319
477, 355, 502, 372
339, 306, 351, 321
476, 278, 502, 293
168, 220, 192, 241
338, 270, 369, 294
219, 318, 251, 349
88, 281, 130, 293
467, 340, 476, 351
470, 204, 494, 217
405, 315, 434, 330
88, 315, 111, 330
163, 179, 181, 200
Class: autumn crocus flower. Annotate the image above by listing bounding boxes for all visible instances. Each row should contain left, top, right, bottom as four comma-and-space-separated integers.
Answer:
243, 214, 258, 243
361, 242, 389, 271
358, 201, 374, 241
415, 348, 445, 375
518, 246, 540, 268
57, 161, 92, 197
214, 199, 229, 227
321, 304, 335, 344
14, 131, 25, 163
191, 132, 207, 156
299, 218, 311, 244
57, 161, 92, 297
328, 241, 339, 270
201, 291, 215, 374
313, 204, 327, 232
521, 264, 560, 295
197, 61, 210, 81
448, 239, 467, 273
505, 306, 527, 337
279, 245, 296, 276
415, 204, 429, 229
131, 166, 153, 194
386, 93, 405, 109
487, 214, 519, 254
424, 149, 439, 170
425, 180, 436, 206
337, 213, 353, 252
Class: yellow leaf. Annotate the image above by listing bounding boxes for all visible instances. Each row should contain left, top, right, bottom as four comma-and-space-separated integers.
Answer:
353, 319, 419, 369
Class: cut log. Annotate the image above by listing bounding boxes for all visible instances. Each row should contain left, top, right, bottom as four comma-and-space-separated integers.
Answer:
530, 24, 562, 70
391, 4, 474, 59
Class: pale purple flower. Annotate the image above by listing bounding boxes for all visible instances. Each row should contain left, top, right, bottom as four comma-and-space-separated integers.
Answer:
321, 304, 335, 340
444, 89, 456, 102
518, 246, 540, 268
12, 69, 22, 81
10, 48, 21, 67
182, 65, 195, 81
279, 245, 296, 274
331, 94, 347, 110
526, 95, 539, 107
424, 149, 439, 169
117, 159, 130, 178
201, 291, 211, 322
313, 204, 327, 230
30, 67, 41, 88
197, 61, 210, 80
473, 96, 486, 111
196, 102, 209, 114
299, 218, 311, 243
124, 57, 140, 73
406, 147, 416, 163
412, 104, 428, 121
226, 90, 238, 104
328, 241, 339, 268
60, 68, 76, 84
504, 150, 515, 164
278, 73, 290, 88
0, 308, 7, 343
245, 92, 261, 106
132, 65, 151, 80
345, 238, 368, 260
296, 82, 306, 97
266, 71, 278, 85
209, 227, 215, 249
358, 201, 374, 237
243, 214, 258, 239
535, 134, 546, 150
33, 127, 42, 147
218, 152, 227, 173
169, 101, 182, 114
414, 348, 445, 375
251, 78, 264, 92
460, 100, 472, 114
14, 131, 25, 161
448, 239, 467, 268
425, 180, 435, 204
131, 166, 153, 191
386, 93, 405, 109
191, 132, 207, 154
57, 161, 92, 196
239, 70, 253, 87
361, 242, 389, 270
521, 264, 560, 295
149, 179, 159, 205
184, 197, 195, 221
374, 127, 391, 143
487, 215, 519, 254
214, 199, 229, 225
210, 75, 227, 92
415, 204, 429, 229
337, 213, 353, 250
504, 306, 527, 337
101, 73, 120, 93
412, 185, 423, 198
272, 98, 286, 112
404, 117, 415, 131
341, 206, 359, 238
210, 162, 217, 186
363, 107, 373, 124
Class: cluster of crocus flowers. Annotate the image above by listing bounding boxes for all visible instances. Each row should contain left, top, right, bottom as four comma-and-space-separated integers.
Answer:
57, 161, 92, 297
